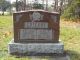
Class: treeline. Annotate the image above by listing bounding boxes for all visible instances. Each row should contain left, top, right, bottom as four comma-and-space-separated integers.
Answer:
0, 0, 80, 20
61, 0, 80, 20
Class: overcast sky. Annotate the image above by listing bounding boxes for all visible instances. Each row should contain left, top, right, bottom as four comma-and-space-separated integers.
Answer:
6, 0, 16, 3
11, 0, 16, 2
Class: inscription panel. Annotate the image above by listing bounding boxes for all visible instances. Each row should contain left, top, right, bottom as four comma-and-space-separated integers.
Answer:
24, 22, 48, 28
20, 29, 53, 40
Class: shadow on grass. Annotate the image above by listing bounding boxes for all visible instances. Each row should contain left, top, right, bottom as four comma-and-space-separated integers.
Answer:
10, 50, 80, 60
11, 52, 69, 60
65, 50, 80, 60
0, 50, 80, 60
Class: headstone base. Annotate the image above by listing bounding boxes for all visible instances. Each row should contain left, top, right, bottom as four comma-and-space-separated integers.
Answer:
8, 39, 64, 54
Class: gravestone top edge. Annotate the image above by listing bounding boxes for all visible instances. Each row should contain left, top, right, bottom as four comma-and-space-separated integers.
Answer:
13, 10, 60, 14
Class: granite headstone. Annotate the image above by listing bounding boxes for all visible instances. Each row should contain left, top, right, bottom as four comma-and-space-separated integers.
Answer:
8, 10, 64, 54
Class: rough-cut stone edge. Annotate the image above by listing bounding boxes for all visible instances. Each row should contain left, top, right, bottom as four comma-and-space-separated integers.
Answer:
8, 39, 64, 54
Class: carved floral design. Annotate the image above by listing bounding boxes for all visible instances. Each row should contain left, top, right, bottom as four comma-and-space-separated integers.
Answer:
30, 12, 44, 22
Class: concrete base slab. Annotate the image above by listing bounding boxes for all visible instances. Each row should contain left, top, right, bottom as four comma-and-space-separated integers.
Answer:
8, 40, 64, 54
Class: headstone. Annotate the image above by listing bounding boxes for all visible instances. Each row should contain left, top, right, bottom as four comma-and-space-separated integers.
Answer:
8, 10, 64, 54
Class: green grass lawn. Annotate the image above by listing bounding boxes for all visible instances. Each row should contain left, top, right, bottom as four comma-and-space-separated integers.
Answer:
60, 27, 80, 60
0, 16, 80, 60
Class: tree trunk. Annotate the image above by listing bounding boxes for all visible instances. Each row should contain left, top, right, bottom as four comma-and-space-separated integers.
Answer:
46, 0, 48, 10
54, 0, 58, 12
59, 0, 63, 14
2, 11, 4, 15
23, 0, 26, 10
16, 0, 18, 11
42, 0, 44, 10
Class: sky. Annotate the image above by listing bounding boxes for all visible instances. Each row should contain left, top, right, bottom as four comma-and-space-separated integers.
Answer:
6, 0, 16, 3
11, 0, 16, 2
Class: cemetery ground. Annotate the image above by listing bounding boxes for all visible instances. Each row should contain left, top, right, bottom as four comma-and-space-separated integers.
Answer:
0, 16, 80, 60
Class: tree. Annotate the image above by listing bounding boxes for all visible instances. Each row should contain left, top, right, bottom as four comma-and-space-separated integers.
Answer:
59, 0, 64, 14
33, 0, 44, 9
33, 3, 44, 9
0, 0, 11, 15
54, 0, 58, 12
0, 0, 5, 2
13, 0, 27, 11
46, 0, 48, 10
62, 0, 80, 20
42, 0, 44, 9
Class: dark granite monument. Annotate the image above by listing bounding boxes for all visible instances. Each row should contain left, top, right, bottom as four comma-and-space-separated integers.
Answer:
8, 10, 64, 54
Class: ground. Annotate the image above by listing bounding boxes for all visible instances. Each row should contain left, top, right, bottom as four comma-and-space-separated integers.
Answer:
0, 16, 80, 60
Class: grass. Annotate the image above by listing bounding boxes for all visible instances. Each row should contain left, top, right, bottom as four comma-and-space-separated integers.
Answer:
60, 27, 80, 60
60, 20, 80, 60
0, 16, 80, 60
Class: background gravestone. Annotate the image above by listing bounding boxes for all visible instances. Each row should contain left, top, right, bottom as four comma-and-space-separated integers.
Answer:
8, 10, 64, 54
